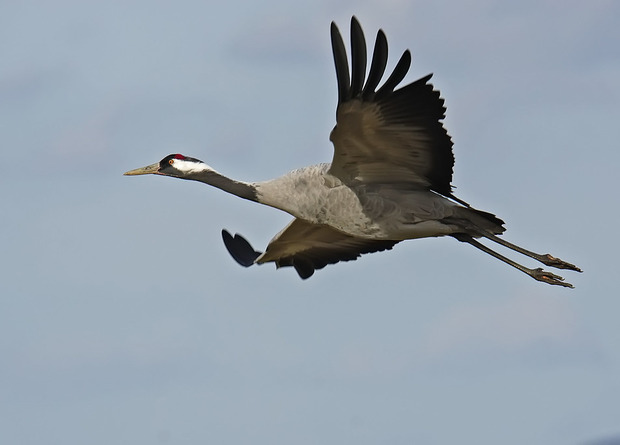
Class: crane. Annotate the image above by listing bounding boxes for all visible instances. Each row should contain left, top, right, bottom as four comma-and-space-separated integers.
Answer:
124, 17, 581, 287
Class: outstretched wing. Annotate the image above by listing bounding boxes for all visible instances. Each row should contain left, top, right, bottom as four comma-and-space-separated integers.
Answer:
329, 17, 460, 202
222, 219, 398, 279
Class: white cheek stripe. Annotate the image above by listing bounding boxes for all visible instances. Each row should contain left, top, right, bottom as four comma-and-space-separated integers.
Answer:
173, 159, 213, 173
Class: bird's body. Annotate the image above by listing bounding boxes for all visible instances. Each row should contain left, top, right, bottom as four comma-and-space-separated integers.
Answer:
125, 17, 581, 286
256, 163, 496, 240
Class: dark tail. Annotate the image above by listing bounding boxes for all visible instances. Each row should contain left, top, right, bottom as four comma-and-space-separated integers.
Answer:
472, 209, 506, 234
449, 207, 506, 236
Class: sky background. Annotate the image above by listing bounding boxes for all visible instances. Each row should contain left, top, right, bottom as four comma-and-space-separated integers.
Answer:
1, 1, 619, 444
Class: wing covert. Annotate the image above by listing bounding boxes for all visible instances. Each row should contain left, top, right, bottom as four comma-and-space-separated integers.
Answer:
258, 219, 399, 279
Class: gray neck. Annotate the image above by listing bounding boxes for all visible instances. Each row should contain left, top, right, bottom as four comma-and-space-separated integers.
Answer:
185, 170, 258, 202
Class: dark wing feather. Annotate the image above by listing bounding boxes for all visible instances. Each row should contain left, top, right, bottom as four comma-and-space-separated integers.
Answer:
375, 50, 411, 100
328, 17, 457, 201
349, 17, 367, 97
222, 230, 262, 267
362, 29, 388, 100
257, 219, 399, 279
330, 22, 350, 103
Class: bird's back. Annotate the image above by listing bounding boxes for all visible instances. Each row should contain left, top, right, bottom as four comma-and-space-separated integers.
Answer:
255, 163, 381, 237
254, 164, 498, 240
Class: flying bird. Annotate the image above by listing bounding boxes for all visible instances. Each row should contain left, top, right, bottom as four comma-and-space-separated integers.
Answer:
125, 17, 581, 287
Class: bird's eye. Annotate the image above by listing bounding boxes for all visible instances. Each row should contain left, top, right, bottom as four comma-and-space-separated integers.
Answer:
169, 159, 175, 165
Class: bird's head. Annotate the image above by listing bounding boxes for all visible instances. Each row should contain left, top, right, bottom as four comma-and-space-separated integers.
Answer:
124, 154, 214, 178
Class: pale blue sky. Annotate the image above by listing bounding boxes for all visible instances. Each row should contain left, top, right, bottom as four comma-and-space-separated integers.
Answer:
1, 1, 619, 444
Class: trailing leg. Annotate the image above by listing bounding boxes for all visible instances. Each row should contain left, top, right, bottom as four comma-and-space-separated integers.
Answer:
452, 234, 575, 288
479, 231, 581, 272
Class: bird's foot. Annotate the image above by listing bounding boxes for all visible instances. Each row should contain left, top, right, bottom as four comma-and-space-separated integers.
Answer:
530, 267, 574, 288
541, 254, 582, 272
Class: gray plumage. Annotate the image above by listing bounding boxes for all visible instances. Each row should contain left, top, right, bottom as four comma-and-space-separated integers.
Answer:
124, 17, 581, 287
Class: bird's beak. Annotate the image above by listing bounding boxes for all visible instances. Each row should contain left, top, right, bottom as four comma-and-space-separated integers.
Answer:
123, 163, 160, 176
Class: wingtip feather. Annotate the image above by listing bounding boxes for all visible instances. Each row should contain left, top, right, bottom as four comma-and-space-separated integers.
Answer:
331, 20, 350, 104
221, 229, 262, 268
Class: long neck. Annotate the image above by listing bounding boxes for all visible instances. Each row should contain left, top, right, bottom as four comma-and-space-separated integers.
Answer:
185, 169, 258, 202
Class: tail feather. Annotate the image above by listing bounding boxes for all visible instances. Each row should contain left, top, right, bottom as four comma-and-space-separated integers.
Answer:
472, 209, 506, 234
449, 207, 506, 236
